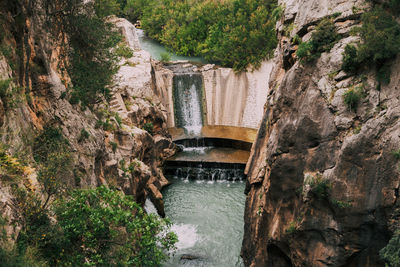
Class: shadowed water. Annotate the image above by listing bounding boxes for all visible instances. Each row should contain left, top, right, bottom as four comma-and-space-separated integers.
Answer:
162, 177, 245, 267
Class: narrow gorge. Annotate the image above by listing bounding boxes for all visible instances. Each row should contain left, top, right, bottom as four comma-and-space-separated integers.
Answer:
1, 0, 400, 266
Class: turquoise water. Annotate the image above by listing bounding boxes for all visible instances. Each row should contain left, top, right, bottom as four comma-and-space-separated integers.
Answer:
162, 177, 245, 267
137, 29, 207, 63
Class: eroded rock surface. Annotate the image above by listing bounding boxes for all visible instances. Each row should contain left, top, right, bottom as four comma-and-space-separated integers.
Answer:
242, 1, 400, 266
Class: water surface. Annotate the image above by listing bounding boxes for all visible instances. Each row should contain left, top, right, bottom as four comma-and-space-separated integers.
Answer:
163, 177, 245, 267
137, 29, 207, 63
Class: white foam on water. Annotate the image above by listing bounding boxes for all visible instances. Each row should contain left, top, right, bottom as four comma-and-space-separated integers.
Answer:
182, 147, 209, 154
144, 198, 158, 214
171, 223, 200, 250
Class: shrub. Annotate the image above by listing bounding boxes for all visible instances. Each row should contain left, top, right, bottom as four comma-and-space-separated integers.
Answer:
342, 44, 359, 73
304, 173, 331, 199
286, 221, 297, 234
342, 7, 400, 84
115, 42, 134, 58
392, 149, 400, 160
110, 141, 118, 152
296, 42, 313, 61
296, 18, 339, 62
343, 88, 362, 112
52, 186, 177, 266
160, 52, 171, 63
143, 122, 154, 134
380, 230, 400, 267
331, 199, 352, 209
78, 128, 89, 142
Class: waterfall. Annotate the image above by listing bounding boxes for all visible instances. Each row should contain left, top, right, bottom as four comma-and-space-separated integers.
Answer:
173, 74, 204, 136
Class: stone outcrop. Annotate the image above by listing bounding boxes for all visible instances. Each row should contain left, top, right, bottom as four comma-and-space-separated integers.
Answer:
0, 2, 174, 242
242, 0, 400, 266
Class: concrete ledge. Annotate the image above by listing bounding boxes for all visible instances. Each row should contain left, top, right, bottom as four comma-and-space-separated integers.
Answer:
169, 125, 258, 144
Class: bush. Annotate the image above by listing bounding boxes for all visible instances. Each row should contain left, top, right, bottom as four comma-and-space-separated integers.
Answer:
343, 88, 362, 112
0, 186, 177, 267
143, 122, 154, 134
52, 186, 177, 266
296, 18, 339, 62
380, 230, 400, 267
78, 128, 89, 142
160, 52, 171, 63
342, 44, 359, 73
342, 7, 400, 84
115, 42, 134, 58
304, 173, 331, 199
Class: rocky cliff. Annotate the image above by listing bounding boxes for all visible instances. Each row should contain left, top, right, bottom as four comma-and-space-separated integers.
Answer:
242, 0, 400, 266
0, 1, 174, 242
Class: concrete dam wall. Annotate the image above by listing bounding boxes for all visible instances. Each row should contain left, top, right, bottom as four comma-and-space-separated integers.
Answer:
152, 60, 274, 132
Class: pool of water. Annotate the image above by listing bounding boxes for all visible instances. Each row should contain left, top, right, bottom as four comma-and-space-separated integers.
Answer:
137, 29, 207, 63
162, 177, 245, 267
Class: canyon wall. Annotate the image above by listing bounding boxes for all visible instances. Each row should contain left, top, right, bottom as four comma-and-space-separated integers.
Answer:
0, 2, 174, 242
242, 0, 400, 266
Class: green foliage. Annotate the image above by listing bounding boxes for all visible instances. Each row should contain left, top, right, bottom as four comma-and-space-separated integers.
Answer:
0, 147, 26, 182
33, 127, 73, 208
331, 199, 352, 209
160, 52, 171, 63
380, 230, 400, 267
110, 141, 118, 152
115, 42, 134, 58
0, 78, 23, 109
296, 42, 313, 61
123, 0, 147, 22
143, 122, 154, 134
52, 186, 177, 266
342, 44, 359, 73
129, 0, 280, 71
0, 186, 177, 267
392, 149, 400, 160
78, 128, 90, 142
343, 87, 362, 112
296, 18, 339, 62
304, 173, 331, 199
94, 0, 121, 18
45, 0, 122, 107
286, 221, 297, 234
342, 6, 400, 84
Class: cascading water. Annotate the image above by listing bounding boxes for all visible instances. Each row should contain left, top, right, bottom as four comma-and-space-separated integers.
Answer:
162, 145, 246, 267
157, 46, 246, 267
173, 74, 204, 136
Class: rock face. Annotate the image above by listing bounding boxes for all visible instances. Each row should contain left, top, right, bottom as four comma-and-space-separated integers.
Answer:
0, 2, 174, 242
242, 1, 399, 266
